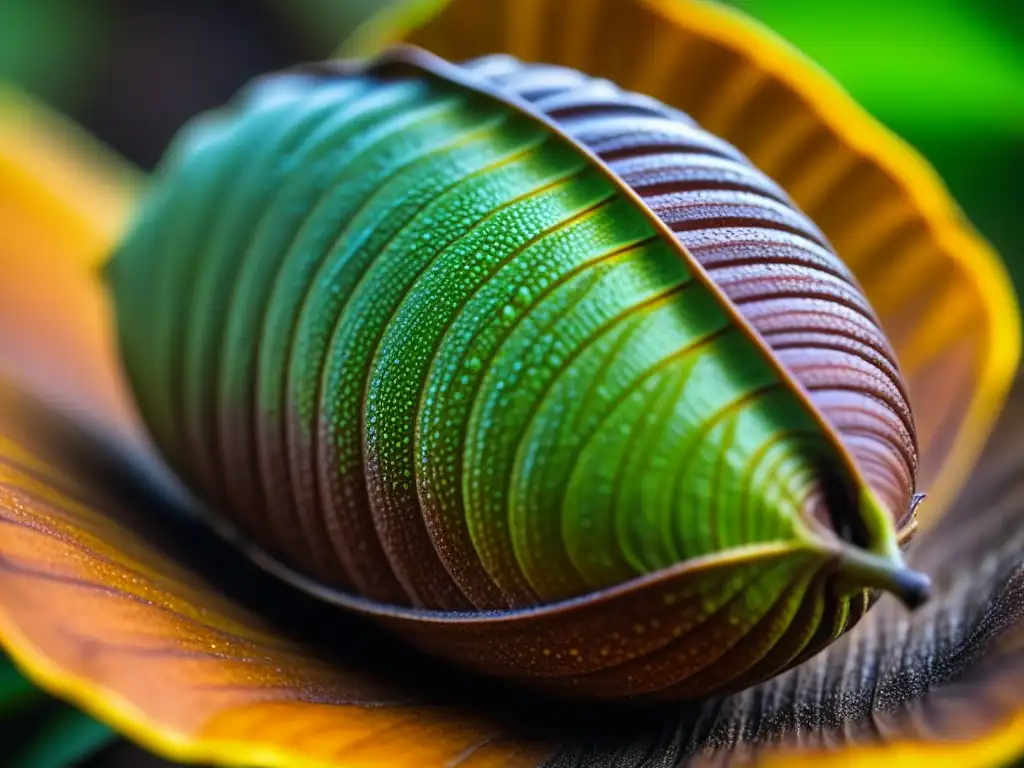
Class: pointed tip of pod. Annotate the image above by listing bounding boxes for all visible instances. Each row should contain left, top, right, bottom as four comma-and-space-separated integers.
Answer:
834, 543, 931, 610
893, 568, 932, 610
823, 487, 930, 610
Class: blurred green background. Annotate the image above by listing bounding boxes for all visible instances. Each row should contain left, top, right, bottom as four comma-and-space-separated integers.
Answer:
0, 0, 1020, 765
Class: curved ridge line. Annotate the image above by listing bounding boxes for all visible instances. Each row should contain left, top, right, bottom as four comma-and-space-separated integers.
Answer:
664, 384, 786, 557
288, 120, 551, 597
256, 105, 517, 583
368, 190, 619, 603
320, 144, 588, 606
418, 233, 660, 607
175, 87, 358, 510
239, 95, 493, 572
502, 280, 698, 597
587, 560, 821, 697
344, 0, 1022, 529
299, 132, 554, 595
215, 519, 818, 624
517, 556, 781, 685
215, 84, 461, 567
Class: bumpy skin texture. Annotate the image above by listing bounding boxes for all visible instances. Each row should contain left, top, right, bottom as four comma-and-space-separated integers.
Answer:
107, 50, 921, 700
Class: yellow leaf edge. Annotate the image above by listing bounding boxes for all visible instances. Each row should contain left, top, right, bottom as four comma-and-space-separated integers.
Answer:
0, 81, 364, 768
0, 80, 142, 268
342, 0, 1023, 521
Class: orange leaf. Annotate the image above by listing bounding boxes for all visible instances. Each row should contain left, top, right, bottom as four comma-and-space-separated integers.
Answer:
0, 378, 553, 767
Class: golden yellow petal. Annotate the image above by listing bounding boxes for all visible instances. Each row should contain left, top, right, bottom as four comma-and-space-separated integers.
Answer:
0, 83, 138, 264
348, 0, 1022, 524
0, 83, 140, 434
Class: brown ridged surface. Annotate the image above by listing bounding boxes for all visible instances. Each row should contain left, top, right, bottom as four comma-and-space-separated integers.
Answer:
464, 56, 918, 528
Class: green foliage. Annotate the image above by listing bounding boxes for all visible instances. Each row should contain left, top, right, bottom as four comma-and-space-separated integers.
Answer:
730, 0, 1024, 292
0, 0, 105, 108
733, 0, 1023, 135
269, 0, 1024, 289
0, 655, 116, 767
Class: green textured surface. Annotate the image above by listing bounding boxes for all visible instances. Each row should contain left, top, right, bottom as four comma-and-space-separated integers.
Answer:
107, 64, 903, 614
